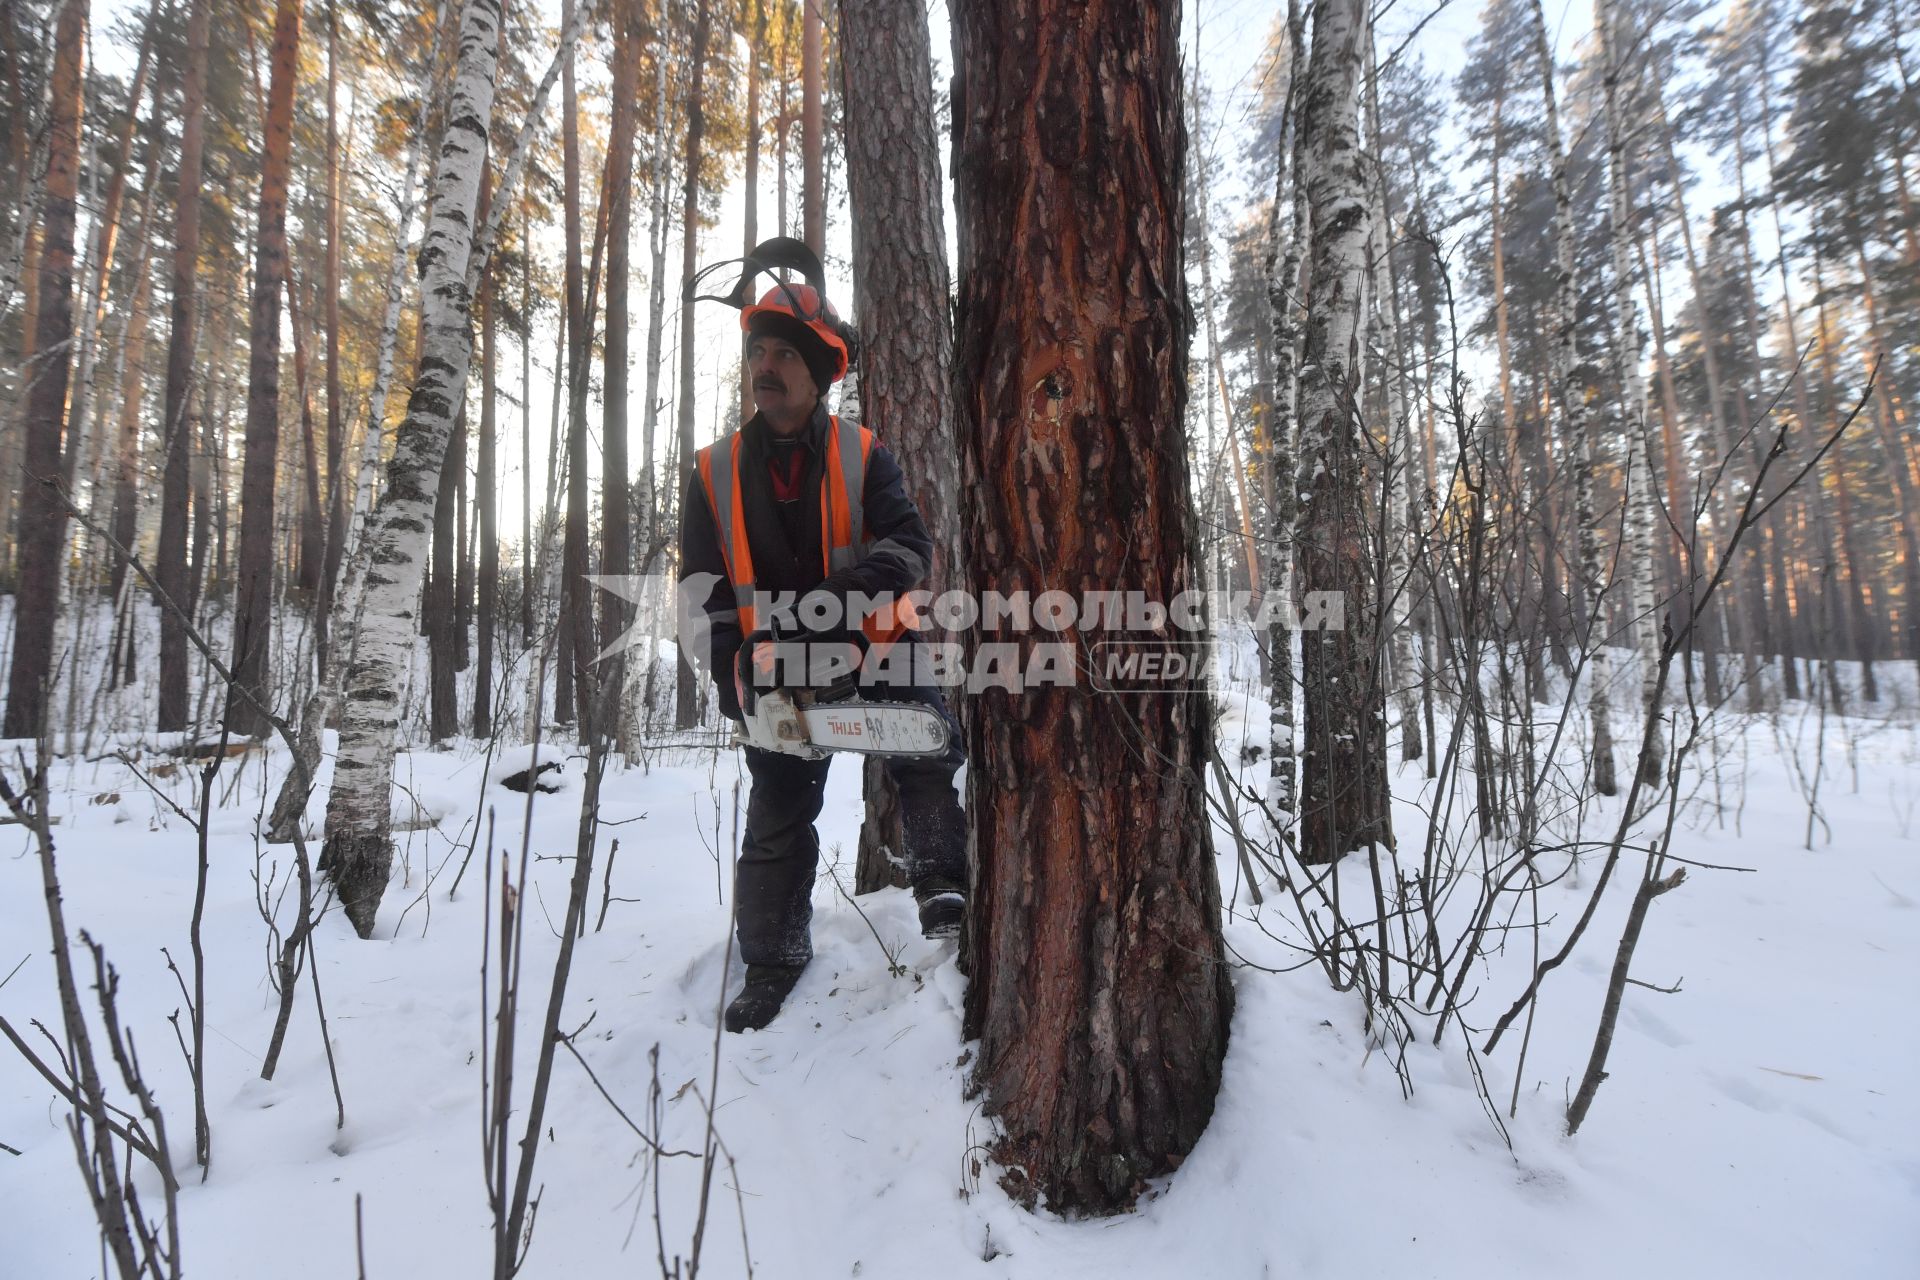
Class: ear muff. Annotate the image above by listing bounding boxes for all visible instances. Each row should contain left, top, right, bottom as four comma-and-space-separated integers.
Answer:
830, 317, 859, 375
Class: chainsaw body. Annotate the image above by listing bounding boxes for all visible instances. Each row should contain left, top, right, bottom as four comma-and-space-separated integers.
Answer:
733, 632, 949, 760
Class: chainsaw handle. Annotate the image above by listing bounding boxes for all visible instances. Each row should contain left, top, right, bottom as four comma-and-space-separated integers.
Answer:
735, 625, 788, 717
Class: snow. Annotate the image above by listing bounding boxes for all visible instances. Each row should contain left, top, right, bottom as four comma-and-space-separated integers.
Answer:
4, 654, 1918, 1277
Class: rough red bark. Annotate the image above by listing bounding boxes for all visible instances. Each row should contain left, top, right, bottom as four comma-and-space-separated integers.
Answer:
952, 0, 1232, 1215
2, 0, 85, 740
226, 0, 301, 736
155, 0, 209, 731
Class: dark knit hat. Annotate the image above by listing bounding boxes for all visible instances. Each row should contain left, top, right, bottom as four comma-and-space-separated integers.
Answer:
746, 309, 843, 395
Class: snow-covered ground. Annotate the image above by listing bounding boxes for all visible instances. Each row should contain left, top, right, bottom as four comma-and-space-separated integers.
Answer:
4, 663, 1918, 1277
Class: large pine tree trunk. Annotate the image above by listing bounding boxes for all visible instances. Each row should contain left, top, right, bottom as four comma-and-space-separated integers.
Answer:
226, 0, 301, 737
1294, 0, 1393, 864
322, 0, 505, 938
2, 0, 84, 741
673, 0, 713, 730
840, 0, 963, 894
155, 0, 210, 731
953, 0, 1232, 1216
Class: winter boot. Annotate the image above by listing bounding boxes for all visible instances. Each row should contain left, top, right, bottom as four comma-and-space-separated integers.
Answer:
917, 891, 965, 940
724, 962, 808, 1033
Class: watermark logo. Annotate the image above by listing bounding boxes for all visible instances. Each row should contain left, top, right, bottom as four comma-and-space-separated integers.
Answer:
1088, 640, 1219, 692
589, 576, 1343, 693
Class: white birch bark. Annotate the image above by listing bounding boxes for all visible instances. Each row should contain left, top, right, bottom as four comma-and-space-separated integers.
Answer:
1294, 0, 1394, 862
1589, 0, 1666, 786
266, 68, 433, 843
1264, 0, 1308, 823
1597, 0, 1664, 786
1530, 0, 1617, 796
322, 0, 506, 937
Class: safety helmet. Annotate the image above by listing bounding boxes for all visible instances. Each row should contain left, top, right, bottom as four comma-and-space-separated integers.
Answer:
688, 237, 858, 391
741, 282, 851, 387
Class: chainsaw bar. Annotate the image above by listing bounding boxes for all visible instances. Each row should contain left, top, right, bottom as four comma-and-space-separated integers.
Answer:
734, 689, 950, 760
798, 701, 949, 757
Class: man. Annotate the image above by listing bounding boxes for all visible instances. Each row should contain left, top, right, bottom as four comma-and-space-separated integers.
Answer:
680, 281, 967, 1033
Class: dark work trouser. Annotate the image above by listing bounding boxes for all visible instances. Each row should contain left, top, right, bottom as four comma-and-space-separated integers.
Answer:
735, 681, 966, 967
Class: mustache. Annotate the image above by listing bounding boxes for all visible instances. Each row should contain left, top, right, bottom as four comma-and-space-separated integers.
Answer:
754, 376, 786, 390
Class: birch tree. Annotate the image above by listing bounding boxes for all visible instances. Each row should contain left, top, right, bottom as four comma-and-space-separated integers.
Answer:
1293, 0, 1393, 863
1265, 0, 1308, 826
1597, 0, 1665, 785
1529, 0, 1618, 794
323, 0, 508, 937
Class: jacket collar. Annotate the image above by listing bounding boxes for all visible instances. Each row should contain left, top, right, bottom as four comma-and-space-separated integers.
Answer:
744, 400, 831, 455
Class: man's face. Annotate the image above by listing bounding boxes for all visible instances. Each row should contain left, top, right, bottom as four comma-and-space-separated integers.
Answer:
748, 335, 819, 429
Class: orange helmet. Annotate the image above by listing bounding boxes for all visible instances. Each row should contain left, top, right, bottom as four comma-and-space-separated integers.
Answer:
741, 282, 850, 387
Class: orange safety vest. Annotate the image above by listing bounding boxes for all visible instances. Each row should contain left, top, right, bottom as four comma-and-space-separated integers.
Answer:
696, 415, 916, 648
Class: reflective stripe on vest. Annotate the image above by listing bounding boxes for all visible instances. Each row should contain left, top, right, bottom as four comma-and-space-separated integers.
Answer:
696, 416, 908, 646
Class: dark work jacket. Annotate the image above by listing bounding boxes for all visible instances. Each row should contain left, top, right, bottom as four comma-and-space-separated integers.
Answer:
680, 401, 935, 717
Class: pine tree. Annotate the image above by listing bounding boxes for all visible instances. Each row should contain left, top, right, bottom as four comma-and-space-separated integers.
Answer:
2, 0, 86, 741
840, 0, 962, 893
953, 0, 1232, 1215
226, 0, 302, 738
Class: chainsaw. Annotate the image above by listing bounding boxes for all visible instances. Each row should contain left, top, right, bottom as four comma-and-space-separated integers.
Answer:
732, 629, 950, 760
